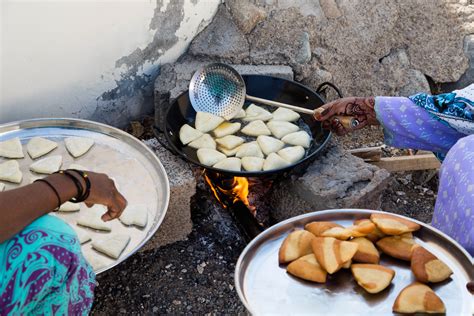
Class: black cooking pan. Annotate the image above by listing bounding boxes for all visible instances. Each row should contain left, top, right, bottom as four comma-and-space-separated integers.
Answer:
161, 75, 336, 177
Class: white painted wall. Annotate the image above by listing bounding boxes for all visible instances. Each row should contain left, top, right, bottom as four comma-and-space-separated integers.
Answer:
0, 0, 220, 125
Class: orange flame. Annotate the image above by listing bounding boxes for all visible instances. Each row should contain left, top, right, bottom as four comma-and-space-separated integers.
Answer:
203, 172, 250, 209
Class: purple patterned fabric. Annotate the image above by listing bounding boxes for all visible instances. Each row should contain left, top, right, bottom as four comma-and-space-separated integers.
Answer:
375, 97, 474, 255
0, 215, 95, 315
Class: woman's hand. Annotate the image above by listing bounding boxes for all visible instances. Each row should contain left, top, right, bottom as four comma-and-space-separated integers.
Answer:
313, 97, 378, 136
83, 171, 127, 221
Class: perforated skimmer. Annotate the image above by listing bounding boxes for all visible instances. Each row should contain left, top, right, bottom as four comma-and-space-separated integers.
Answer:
189, 63, 324, 120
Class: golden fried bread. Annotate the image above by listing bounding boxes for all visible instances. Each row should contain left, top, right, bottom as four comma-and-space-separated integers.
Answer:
279, 230, 315, 264
348, 220, 376, 237
354, 219, 385, 242
411, 246, 453, 283
370, 213, 420, 235
287, 254, 327, 283
311, 237, 358, 274
351, 237, 380, 264
341, 259, 352, 269
351, 264, 395, 294
304, 221, 343, 236
393, 282, 445, 314
376, 234, 417, 261
321, 226, 352, 240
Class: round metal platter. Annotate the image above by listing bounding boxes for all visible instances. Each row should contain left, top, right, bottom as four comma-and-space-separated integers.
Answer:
235, 209, 473, 315
0, 118, 170, 274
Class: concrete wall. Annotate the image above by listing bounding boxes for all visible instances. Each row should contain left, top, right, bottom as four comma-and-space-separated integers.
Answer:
0, 0, 220, 127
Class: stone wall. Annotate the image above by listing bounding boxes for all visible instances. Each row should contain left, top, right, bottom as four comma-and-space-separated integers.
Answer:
182, 0, 473, 98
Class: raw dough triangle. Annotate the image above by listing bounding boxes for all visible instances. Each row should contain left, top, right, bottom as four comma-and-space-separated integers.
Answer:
197, 148, 226, 166
0, 160, 23, 183
281, 131, 311, 148
241, 120, 271, 136
243, 104, 273, 122
30, 155, 62, 174
257, 135, 284, 156
179, 124, 203, 145
236, 142, 264, 158
58, 201, 81, 212
267, 120, 299, 139
278, 146, 305, 163
74, 227, 92, 244
0, 137, 24, 158
77, 205, 112, 231
212, 122, 241, 138
119, 204, 148, 228
230, 109, 246, 119
188, 134, 216, 150
83, 251, 109, 271
92, 234, 131, 259
195, 112, 225, 133
263, 153, 291, 171
271, 108, 300, 122
217, 145, 241, 156
65, 137, 94, 158
213, 157, 241, 171
26, 137, 58, 159
215, 135, 244, 150
0, 183, 5, 191
241, 156, 264, 172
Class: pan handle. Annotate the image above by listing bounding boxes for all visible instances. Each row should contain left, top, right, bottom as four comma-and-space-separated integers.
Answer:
153, 125, 179, 156
316, 82, 344, 99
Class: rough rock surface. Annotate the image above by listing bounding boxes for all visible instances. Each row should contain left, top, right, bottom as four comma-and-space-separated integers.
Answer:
184, 0, 471, 97
225, 0, 266, 34
139, 139, 194, 250
270, 140, 391, 222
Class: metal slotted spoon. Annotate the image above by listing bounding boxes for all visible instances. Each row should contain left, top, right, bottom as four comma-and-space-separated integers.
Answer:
189, 63, 316, 120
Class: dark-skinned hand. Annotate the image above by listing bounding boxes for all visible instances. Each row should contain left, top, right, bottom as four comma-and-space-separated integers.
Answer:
83, 171, 127, 221
313, 97, 378, 136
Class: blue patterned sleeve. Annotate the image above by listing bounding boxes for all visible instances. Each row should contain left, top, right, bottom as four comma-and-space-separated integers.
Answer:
374, 96, 466, 156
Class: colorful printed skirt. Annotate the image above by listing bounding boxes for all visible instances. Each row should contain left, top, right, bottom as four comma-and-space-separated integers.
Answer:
0, 215, 95, 315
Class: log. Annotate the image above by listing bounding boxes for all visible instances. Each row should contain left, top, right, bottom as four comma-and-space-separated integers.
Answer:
348, 146, 382, 162
370, 154, 440, 172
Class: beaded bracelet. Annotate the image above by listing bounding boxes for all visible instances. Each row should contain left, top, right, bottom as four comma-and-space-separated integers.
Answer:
34, 179, 62, 210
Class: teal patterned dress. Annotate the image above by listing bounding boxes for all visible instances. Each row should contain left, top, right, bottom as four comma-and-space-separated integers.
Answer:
0, 215, 95, 315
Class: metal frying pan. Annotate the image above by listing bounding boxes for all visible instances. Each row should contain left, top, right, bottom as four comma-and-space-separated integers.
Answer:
161, 75, 334, 177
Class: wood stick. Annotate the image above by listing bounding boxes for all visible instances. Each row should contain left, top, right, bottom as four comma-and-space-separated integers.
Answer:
370, 154, 440, 172
348, 146, 382, 162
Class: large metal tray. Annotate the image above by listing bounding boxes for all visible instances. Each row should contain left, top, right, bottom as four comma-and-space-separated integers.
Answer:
0, 118, 170, 274
235, 209, 473, 315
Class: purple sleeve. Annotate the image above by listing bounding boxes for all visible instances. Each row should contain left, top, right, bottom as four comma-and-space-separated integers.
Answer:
374, 96, 466, 154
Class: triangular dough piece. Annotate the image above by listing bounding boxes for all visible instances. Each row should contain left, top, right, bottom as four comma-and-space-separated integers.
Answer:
212, 122, 241, 138
188, 134, 216, 150
351, 264, 395, 293
393, 282, 445, 314
287, 254, 327, 283
217, 145, 241, 156
263, 153, 291, 171
410, 246, 452, 283
92, 234, 131, 259
376, 234, 417, 261
0, 137, 24, 158
243, 104, 273, 121
230, 109, 246, 119
58, 201, 81, 212
348, 220, 376, 238
64, 137, 94, 158
236, 142, 264, 158
370, 213, 420, 235
0, 160, 22, 183
197, 148, 226, 166
267, 120, 299, 139
257, 135, 284, 155
213, 157, 241, 171
311, 237, 359, 274
0, 183, 5, 191
119, 204, 149, 228
30, 155, 62, 174
277, 146, 305, 164
241, 120, 271, 136
305, 221, 343, 236
281, 131, 311, 148
77, 205, 111, 231
321, 226, 352, 240
279, 229, 315, 263
354, 219, 385, 242
351, 237, 380, 264
83, 251, 108, 271
215, 135, 244, 150
271, 108, 300, 122
179, 124, 203, 145
26, 137, 58, 159
241, 156, 264, 172
68, 163, 87, 171
74, 227, 92, 244
195, 112, 225, 133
